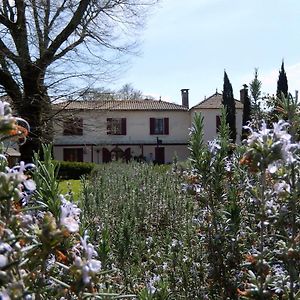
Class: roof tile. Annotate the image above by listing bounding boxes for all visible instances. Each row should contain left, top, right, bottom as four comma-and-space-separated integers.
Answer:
192, 92, 243, 109
53, 99, 188, 111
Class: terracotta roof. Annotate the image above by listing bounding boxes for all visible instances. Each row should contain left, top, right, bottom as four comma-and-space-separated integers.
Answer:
191, 92, 243, 109
53, 99, 188, 111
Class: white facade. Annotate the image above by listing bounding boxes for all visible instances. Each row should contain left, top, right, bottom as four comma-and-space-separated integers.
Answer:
190, 92, 244, 143
53, 92, 245, 164
190, 108, 244, 143
53, 102, 190, 163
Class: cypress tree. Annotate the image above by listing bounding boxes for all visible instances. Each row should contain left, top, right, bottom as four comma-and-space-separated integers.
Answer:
270, 61, 288, 122
276, 60, 288, 99
241, 85, 251, 141
222, 71, 236, 142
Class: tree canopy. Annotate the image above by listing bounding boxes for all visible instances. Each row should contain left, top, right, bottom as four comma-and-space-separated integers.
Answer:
0, 0, 157, 161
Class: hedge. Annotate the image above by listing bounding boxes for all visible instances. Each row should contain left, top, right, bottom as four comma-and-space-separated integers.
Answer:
54, 160, 96, 179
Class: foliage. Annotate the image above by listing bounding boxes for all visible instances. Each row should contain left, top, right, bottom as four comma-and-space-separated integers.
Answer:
79, 162, 204, 299
0, 0, 157, 161
268, 61, 289, 123
241, 86, 252, 141
276, 61, 288, 99
249, 68, 265, 125
222, 71, 237, 142
55, 160, 96, 180
187, 98, 300, 298
0, 100, 130, 299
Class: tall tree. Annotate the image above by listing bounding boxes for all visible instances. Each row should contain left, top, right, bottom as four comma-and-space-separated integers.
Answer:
222, 71, 236, 142
249, 68, 263, 124
241, 84, 251, 140
276, 60, 288, 99
0, 0, 157, 161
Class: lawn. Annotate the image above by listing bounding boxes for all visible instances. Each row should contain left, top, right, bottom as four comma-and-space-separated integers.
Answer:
59, 179, 81, 201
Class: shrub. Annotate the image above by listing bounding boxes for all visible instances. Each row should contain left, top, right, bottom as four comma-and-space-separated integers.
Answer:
0, 101, 128, 299
55, 160, 96, 179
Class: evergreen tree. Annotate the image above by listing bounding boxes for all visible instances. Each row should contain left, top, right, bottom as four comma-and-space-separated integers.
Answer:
241, 85, 251, 141
270, 61, 288, 122
222, 71, 236, 142
276, 61, 288, 99
249, 68, 263, 125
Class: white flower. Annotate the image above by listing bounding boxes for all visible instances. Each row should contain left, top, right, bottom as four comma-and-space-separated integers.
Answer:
267, 162, 279, 174
73, 233, 102, 285
274, 181, 290, 194
0, 254, 8, 268
0, 290, 10, 300
208, 139, 221, 155
60, 195, 81, 233
147, 274, 160, 295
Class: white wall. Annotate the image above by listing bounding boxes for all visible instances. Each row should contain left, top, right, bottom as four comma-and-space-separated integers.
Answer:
54, 110, 190, 145
190, 108, 244, 143
53, 109, 190, 163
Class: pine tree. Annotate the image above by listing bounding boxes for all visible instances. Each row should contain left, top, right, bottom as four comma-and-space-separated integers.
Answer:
222, 71, 236, 142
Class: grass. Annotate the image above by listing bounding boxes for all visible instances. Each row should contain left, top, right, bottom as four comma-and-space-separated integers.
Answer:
59, 179, 81, 201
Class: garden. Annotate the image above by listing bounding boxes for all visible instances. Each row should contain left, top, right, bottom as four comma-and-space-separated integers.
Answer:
1, 95, 300, 299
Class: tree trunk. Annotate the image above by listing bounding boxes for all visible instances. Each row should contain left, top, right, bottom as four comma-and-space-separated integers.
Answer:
14, 68, 53, 162
17, 93, 53, 162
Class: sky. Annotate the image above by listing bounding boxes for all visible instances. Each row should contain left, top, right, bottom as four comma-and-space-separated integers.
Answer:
111, 0, 300, 107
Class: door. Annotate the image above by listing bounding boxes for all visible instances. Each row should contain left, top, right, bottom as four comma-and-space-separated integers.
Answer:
155, 147, 165, 164
102, 148, 111, 163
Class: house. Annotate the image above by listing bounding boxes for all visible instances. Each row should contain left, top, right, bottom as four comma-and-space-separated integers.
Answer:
53, 87, 245, 163
190, 90, 244, 143
53, 92, 190, 164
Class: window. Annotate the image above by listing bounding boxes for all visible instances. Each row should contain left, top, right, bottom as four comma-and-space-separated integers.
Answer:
150, 118, 169, 135
216, 115, 221, 133
63, 148, 83, 162
63, 118, 83, 135
107, 118, 127, 135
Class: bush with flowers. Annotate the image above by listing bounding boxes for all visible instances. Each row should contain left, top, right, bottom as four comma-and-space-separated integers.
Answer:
2, 93, 300, 299
187, 96, 300, 299
0, 100, 133, 299
77, 96, 300, 299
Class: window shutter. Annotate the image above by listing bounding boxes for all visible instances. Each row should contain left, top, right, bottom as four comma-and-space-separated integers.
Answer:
164, 118, 169, 134
121, 118, 127, 135
107, 118, 112, 135
150, 118, 155, 134
102, 148, 111, 163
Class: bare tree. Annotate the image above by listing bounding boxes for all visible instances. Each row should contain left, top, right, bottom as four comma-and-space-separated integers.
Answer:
0, 0, 157, 161
116, 83, 143, 100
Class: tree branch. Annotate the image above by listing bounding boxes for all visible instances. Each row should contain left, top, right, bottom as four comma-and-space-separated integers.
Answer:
0, 39, 20, 64
0, 60, 22, 102
31, 0, 44, 57
39, 0, 91, 67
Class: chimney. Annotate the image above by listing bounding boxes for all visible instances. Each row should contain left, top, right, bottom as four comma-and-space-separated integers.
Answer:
181, 89, 189, 108
240, 84, 248, 104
